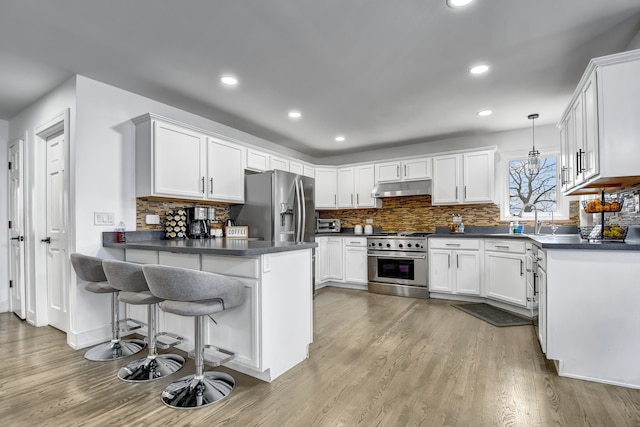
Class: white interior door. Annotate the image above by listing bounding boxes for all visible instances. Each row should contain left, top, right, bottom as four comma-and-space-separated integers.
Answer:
8, 138, 26, 319
45, 132, 68, 332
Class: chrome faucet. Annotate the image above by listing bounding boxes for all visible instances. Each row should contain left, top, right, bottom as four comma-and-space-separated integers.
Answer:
523, 203, 543, 235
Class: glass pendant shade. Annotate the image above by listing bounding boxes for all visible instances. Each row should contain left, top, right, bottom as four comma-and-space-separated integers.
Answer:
526, 114, 540, 173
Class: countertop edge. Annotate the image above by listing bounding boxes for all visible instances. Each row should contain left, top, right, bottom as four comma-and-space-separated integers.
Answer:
103, 240, 317, 256
429, 233, 640, 250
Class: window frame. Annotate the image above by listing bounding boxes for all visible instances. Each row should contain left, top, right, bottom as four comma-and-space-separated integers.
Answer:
500, 150, 570, 221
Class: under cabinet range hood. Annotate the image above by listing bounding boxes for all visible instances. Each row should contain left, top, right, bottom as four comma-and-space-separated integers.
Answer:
371, 180, 432, 198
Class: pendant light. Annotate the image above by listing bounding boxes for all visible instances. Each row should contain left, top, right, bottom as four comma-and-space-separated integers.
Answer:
526, 114, 540, 174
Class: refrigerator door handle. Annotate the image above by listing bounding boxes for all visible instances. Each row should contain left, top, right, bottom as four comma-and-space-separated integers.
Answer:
294, 179, 302, 242
299, 179, 307, 242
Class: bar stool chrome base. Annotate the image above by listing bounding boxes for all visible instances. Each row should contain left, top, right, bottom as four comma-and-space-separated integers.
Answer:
84, 338, 146, 362
118, 354, 185, 382
161, 372, 235, 409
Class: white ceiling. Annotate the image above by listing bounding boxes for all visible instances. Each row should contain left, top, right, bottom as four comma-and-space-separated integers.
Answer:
1, 0, 640, 157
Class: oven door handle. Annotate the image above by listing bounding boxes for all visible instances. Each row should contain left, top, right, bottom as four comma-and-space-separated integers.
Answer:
367, 254, 426, 260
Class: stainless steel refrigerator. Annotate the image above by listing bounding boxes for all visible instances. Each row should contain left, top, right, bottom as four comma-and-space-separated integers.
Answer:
233, 170, 315, 243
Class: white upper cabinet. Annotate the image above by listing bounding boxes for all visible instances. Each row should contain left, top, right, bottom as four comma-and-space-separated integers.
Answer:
289, 161, 304, 175
558, 49, 640, 194
432, 150, 494, 205
337, 167, 355, 208
375, 157, 432, 183
246, 149, 270, 172
149, 120, 207, 199
270, 155, 289, 172
336, 165, 380, 209
303, 164, 315, 178
207, 137, 245, 203
315, 168, 338, 208
354, 164, 380, 208
134, 114, 244, 202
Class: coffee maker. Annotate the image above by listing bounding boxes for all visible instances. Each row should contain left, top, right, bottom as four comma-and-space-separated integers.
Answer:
187, 207, 211, 239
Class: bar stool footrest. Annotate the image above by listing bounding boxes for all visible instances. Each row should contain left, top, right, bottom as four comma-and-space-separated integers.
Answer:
188, 345, 235, 367
118, 317, 145, 333
154, 332, 185, 349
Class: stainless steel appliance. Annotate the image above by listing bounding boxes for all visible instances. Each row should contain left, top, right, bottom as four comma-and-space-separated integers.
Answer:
316, 218, 341, 233
367, 233, 430, 299
233, 170, 315, 242
187, 207, 211, 239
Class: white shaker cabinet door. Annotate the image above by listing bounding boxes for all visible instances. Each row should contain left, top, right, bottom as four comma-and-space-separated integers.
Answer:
207, 137, 245, 203
432, 155, 460, 205
153, 121, 206, 199
315, 168, 338, 208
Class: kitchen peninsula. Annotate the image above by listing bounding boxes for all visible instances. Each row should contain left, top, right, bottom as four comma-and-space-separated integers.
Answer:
103, 232, 316, 382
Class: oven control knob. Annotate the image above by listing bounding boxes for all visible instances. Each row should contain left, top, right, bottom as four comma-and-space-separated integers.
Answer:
378, 243, 383, 247
386, 243, 391, 248
416, 244, 421, 248
398, 244, 403, 248
407, 243, 412, 248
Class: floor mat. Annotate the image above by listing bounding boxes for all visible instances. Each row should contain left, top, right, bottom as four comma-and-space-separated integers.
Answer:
453, 303, 532, 327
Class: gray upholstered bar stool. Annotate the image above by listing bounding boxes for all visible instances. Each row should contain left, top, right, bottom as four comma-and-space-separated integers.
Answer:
142, 264, 245, 409
70, 254, 146, 361
102, 259, 185, 382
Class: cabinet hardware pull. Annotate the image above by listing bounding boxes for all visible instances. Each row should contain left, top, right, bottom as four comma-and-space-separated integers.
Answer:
448, 254, 450, 268
404, 164, 407, 176
201, 177, 205, 194
533, 272, 538, 295
397, 165, 400, 178
356, 194, 359, 206
334, 194, 337, 205
445, 243, 461, 247
495, 245, 510, 249
578, 149, 586, 173
575, 152, 580, 177
456, 254, 459, 269
464, 186, 467, 199
351, 194, 353, 205
455, 186, 458, 200
210, 178, 213, 194
520, 260, 524, 276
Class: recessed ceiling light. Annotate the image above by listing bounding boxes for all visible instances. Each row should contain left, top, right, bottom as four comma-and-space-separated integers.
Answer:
478, 110, 493, 117
288, 110, 302, 119
447, 0, 473, 8
220, 75, 238, 86
335, 135, 345, 142
469, 64, 490, 75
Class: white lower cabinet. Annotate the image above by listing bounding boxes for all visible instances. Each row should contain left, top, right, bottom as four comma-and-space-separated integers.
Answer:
484, 240, 527, 307
429, 239, 481, 295
316, 236, 367, 286
327, 237, 344, 280
343, 238, 368, 284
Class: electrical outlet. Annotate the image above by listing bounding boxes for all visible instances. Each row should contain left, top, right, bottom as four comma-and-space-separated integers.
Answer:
366, 218, 374, 224
145, 214, 161, 225
263, 256, 271, 273
94, 212, 115, 226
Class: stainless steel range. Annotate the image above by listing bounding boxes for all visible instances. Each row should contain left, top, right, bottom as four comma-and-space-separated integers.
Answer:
367, 233, 430, 299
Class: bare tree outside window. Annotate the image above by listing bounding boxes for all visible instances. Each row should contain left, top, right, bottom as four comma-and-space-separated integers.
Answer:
509, 156, 557, 216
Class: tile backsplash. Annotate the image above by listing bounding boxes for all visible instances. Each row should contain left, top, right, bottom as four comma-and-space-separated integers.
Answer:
136, 197, 231, 231
318, 196, 579, 232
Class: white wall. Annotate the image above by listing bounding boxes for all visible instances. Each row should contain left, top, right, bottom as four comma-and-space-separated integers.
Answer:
0, 120, 8, 312
8, 77, 76, 325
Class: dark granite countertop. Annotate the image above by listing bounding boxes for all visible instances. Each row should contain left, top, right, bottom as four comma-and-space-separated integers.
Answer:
103, 232, 317, 256
431, 226, 640, 251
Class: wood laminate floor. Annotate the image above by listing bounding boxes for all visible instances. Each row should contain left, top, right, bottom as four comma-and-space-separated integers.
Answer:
1, 288, 640, 426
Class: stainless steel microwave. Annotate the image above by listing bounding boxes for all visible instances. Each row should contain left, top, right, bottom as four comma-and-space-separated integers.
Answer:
316, 219, 341, 233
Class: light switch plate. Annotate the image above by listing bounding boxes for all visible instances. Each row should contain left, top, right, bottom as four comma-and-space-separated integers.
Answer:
94, 212, 115, 226
146, 214, 161, 225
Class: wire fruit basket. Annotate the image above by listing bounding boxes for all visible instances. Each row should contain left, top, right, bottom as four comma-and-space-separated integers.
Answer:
582, 198, 623, 213
579, 225, 628, 242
